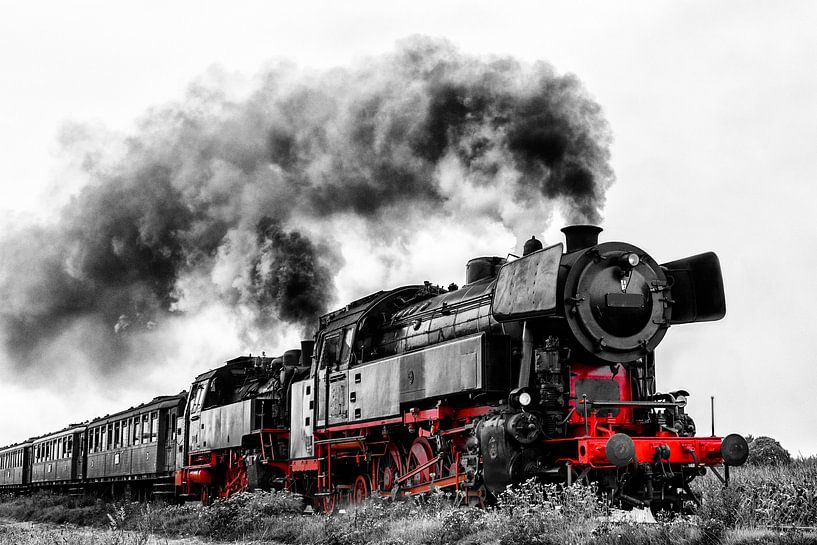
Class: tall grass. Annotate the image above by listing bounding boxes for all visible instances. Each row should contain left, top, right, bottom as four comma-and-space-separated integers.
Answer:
2, 460, 817, 545
696, 457, 817, 528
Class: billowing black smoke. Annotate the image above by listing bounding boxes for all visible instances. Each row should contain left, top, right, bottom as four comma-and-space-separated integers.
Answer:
251, 217, 334, 326
0, 36, 613, 377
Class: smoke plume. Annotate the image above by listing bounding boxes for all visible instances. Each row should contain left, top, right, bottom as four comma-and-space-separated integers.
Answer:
0, 36, 613, 380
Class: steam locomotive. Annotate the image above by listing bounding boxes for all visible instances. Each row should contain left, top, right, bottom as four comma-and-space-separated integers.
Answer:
0, 225, 748, 512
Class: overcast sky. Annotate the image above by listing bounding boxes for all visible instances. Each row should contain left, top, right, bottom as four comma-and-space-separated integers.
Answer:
1, 1, 815, 456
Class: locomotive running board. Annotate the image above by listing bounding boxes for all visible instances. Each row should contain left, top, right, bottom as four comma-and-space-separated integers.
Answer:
313, 435, 367, 450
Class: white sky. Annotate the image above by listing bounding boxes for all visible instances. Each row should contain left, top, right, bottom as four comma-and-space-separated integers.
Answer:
1, 1, 816, 455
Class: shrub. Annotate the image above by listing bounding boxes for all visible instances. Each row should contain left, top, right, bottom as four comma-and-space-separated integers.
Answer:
746, 436, 791, 466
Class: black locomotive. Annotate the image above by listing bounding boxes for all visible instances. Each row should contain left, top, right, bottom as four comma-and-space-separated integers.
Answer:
1, 225, 748, 512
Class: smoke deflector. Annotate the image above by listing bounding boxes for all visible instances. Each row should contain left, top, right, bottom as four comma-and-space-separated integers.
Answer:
491, 243, 563, 321
661, 252, 726, 324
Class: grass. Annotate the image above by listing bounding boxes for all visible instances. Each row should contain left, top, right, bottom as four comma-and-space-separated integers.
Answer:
2, 459, 817, 544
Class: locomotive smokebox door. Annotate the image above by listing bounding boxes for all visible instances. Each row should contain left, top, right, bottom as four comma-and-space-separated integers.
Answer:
492, 243, 563, 321
661, 252, 726, 324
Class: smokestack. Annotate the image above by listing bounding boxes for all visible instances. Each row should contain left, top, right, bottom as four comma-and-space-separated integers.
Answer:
561, 225, 602, 253
299, 340, 315, 367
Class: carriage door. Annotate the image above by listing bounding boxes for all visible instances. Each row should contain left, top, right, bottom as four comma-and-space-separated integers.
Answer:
317, 328, 354, 428
164, 408, 178, 472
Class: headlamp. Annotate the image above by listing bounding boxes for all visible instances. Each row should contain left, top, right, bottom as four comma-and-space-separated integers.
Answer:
508, 387, 536, 409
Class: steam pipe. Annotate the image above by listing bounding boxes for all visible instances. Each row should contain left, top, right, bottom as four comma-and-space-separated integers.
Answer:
517, 321, 533, 387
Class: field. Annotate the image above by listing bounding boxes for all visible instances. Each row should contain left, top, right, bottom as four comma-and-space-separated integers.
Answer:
1, 458, 816, 545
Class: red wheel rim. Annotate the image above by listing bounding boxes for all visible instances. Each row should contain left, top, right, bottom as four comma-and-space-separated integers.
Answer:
352, 474, 370, 506
406, 437, 437, 486
378, 443, 403, 493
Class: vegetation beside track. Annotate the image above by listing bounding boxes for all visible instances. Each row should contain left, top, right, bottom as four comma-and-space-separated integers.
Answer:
1, 457, 816, 544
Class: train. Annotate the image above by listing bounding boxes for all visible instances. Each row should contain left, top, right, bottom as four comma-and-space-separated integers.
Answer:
0, 225, 749, 512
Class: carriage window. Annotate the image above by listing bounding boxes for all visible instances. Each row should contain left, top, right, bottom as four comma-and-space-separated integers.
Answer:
142, 414, 151, 443
319, 334, 341, 370
67, 436, 73, 458
133, 417, 141, 445
151, 411, 159, 443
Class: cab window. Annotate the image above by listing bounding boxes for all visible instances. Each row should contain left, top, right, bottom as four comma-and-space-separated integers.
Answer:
340, 327, 354, 367
319, 334, 341, 370
189, 382, 207, 413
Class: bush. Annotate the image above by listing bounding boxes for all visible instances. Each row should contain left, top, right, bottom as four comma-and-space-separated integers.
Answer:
746, 436, 791, 466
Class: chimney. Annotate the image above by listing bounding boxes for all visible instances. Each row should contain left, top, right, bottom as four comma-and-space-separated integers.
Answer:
299, 340, 315, 367
561, 225, 602, 253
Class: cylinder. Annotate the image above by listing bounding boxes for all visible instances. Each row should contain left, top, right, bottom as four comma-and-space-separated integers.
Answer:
187, 469, 213, 485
